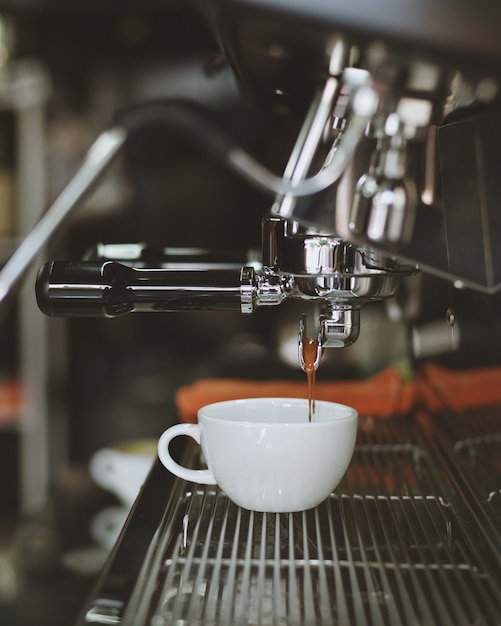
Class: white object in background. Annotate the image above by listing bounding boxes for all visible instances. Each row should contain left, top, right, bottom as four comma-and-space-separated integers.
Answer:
89, 439, 155, 550
90, 505, 129, 551
89, 439, 156, 508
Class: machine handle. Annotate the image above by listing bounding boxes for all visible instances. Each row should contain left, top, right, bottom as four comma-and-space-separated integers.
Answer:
36, 260, 245, 317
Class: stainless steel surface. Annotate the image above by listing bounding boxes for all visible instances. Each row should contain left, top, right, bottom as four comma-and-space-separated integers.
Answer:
199, 0, 501, 70
272, 74, 342, 220
228, 82, 377, 198
29, 68, 501, 356
120, 411, 501, 626
261, 217, 415, 348
203, 0, 501, 299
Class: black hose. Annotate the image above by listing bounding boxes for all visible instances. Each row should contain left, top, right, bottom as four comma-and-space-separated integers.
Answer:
114, 99, 235, 164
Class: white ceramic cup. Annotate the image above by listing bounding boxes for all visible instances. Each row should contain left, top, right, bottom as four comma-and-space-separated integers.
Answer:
89, 439, 156, 508
157, 397, 358, 513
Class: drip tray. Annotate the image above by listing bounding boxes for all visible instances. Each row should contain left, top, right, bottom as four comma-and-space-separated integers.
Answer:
119, 414, 500, 626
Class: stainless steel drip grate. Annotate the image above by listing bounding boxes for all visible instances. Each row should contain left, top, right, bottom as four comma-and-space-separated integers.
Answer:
124, 416, 501, 626
441, 408, 501, 523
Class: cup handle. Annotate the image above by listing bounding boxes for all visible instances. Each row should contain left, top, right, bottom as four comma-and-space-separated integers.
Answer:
157, 423, 216, 485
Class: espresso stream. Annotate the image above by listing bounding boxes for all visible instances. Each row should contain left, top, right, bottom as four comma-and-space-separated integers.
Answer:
302, 336, 318, 422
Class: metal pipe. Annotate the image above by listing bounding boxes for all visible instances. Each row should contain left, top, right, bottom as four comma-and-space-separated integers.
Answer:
36, 261, 246, 317
0, 126, 127, 307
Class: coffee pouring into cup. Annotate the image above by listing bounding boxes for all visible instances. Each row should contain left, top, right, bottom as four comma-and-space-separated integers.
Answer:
157, 397, 358, 513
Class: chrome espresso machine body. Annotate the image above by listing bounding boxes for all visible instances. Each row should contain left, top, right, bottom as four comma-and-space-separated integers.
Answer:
1, 1, 501, 625
14, 0, 501, 357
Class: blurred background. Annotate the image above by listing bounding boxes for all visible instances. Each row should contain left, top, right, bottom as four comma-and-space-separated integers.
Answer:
0, 3, 314, 624
0, 2, 499, 625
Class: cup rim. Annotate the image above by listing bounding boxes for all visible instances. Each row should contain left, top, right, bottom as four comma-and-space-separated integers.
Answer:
197, 397, 358, 426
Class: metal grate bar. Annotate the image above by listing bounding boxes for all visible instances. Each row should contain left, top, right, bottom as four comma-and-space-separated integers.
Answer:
233, 507, 253, 623
351, 438, 426, 624
371, 421, 499, 626
124, 414, 501, 626
206, 496, 235, 624
345, 438, 437, 624
153, 491, 498, 624
338, 491, 382, 625
312, 508, 337, 624
324, 498, 355, 625
372, 428, 461, 626
286, 511, 301, 624
412, 490, 495, 624
444, 409, 501, 523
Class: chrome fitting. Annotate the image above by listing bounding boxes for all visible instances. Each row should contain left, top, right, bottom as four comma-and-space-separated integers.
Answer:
240, 266, 292, 313
320, 303, 361, 348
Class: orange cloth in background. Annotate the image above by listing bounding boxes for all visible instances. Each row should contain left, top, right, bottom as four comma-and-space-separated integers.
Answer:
0, 378, 23, 426
417, 363, 501, 412
175, 364, 501, 423
175, 366, 417, 422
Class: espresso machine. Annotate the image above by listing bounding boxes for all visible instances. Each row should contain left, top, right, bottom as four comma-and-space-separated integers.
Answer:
1, 0, 501, 624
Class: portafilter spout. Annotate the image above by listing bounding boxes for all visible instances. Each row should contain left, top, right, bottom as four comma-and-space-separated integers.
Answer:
298, 313, 323, 374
